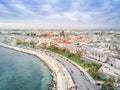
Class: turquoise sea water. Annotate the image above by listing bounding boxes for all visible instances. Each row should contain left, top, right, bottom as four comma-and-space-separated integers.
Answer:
0, 46, 52, 90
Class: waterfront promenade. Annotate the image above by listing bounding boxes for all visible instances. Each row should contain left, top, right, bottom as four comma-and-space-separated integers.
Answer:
0, 43, 75, 90
43, 50, 100, 90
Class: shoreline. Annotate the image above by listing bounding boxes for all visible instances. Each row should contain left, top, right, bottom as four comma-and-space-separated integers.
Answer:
0, 43, 74, 90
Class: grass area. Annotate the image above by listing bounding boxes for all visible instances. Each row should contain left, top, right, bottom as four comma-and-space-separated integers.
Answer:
49, 48, 100, 69
16, 41, 40, 49
46, 46, 108, 82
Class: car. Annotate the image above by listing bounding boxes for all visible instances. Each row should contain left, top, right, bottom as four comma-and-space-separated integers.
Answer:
72, 63, 77, 67
73, 79, 76, 84
77, 67, 80, 70
96, 83, 101, 86
80, 71, 84, 76
71, 70, 73, 73
114, 72, 118, 75
84, 75, 90, 82
75, 85, 79, 90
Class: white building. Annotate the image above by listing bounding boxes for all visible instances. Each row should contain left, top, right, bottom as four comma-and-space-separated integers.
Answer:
86, 47, 110, 62
108, 52, 120, 69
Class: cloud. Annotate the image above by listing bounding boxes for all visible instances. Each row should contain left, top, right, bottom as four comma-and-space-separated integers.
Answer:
0, 4, 11, 16
0, 0, 120, 29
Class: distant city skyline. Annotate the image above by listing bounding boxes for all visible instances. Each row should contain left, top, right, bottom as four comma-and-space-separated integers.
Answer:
0, 0, 120, 29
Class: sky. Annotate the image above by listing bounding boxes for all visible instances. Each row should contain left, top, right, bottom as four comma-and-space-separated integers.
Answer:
0, 0, 120, 29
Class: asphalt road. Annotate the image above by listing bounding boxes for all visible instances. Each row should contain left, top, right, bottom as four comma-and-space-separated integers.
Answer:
39, 49, 101, 90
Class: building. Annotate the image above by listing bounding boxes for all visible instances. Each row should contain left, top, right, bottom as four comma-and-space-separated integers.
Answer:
108, 51, 120, 69
85, 47, 110, 62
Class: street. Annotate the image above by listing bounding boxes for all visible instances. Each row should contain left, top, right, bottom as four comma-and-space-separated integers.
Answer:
40, 49, 101, 90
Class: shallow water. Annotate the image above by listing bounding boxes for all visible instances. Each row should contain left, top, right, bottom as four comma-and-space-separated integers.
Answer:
0, 46, 52, 90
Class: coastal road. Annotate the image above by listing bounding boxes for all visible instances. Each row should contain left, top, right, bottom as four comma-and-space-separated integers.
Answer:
39, 49, 101, 90
0, 42, 100, 90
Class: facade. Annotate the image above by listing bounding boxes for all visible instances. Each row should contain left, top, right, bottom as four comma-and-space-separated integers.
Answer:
108, 52, 120, 69
85, 47, 110, 62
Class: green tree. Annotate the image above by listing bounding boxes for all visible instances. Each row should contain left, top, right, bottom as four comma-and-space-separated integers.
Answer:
49, 45, 58, 51
88, 67, 100, 80
61, 47, 66, 52
41, 42, 47, 48
75, 50, 82, 58
30, 41, 36, 48
102, 78, 115, 90
61, 47, 70, 54
68, 53, 75, 58
16, 40, 28, 46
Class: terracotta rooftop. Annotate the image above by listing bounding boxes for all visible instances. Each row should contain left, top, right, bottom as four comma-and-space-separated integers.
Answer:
57, 40, 72, 44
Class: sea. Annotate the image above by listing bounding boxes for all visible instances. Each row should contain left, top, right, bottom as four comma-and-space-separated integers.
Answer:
0, 46, 52, 90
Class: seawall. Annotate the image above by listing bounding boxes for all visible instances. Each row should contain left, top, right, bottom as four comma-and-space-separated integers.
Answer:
0, 43, 75, 90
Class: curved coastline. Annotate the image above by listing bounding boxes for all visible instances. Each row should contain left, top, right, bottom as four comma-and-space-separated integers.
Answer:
0, 43, 74, 90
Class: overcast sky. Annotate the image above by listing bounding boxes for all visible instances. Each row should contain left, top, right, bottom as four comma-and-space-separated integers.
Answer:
0, 0, 120, 29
